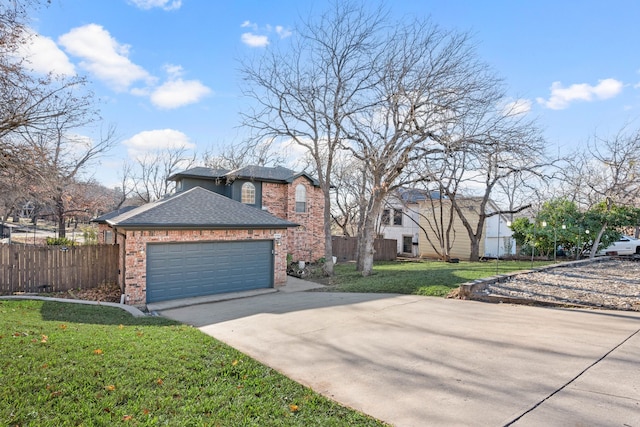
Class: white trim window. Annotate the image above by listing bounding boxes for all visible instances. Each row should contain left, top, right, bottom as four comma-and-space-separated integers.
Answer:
241, 182, 256, 204
295, 184, 307, 212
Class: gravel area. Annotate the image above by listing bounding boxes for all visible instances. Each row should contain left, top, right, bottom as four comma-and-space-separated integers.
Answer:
482, 258, 640, 311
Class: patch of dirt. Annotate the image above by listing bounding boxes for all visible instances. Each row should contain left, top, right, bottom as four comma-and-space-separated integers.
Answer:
480, 258, 640, 311
41, 282, 122, 303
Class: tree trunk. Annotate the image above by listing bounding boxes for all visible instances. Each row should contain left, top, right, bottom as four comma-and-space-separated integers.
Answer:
359, 195, 383, 276
322, 186, 334, 276
589, 223, 607, 259
55, 193, 66, 238
469, 238, 481, 262
360, 222, 376, 276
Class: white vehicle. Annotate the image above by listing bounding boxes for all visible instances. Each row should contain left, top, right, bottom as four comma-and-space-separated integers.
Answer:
597, 235, 640, 256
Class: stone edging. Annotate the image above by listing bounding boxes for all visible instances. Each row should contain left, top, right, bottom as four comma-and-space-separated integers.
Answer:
457, 257, 613, 301
0, 295, 147, 317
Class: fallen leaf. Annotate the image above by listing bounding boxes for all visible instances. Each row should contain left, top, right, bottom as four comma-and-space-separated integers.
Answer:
232, 359, 239, 366
41, 334, 48, 343
59, 324, 67, 330
156, 378, 163, 385
118, 324, 124, 329
289, 404, 299, 412
142, 409, 150, 415
93, 349, 103, 355
122, 415, 132, 421
105, 385, 116, 391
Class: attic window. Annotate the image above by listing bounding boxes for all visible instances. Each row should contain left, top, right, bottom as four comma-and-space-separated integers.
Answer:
295, 184, 307, 212
241, 182, 256, 204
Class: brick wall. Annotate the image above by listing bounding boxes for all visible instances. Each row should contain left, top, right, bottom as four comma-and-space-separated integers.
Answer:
263, 178, 325, 263
113, 227, 289, 306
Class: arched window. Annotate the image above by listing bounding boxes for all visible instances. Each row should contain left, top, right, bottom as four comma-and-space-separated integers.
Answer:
295, 184, 307, 212
241, 182, 256, 204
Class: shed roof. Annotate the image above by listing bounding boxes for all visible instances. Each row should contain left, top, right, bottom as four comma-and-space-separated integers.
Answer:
100, 187, 297, 229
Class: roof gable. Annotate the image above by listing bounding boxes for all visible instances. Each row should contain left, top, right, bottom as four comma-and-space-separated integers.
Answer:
104, 187, 297, 229
169, 165, 320, 187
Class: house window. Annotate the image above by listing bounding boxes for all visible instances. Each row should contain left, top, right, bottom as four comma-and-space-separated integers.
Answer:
393, 209, 403, 226
382, 208, 403, 226
402, 236, 412, 253
381, 209, 390, 225
104, 230, 114, 244
241, 182, 256, 204
295, 184, 307, 212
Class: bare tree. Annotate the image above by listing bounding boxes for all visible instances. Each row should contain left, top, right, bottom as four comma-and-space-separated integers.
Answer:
341, 15, 511, 274
1, 1, 90, 162
330, 155, 366, 237
132, 146, 196, 203
24, 122, 118, 237
416, 100, 549, 261
240, 1, 388, 275
112, 160, 136, 209
202, 140, 285, 171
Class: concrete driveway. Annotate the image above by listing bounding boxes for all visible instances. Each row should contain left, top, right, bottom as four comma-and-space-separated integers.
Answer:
159, 289, 640, 426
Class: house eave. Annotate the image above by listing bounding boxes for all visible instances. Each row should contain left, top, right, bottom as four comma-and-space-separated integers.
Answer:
104, 221, 299, 230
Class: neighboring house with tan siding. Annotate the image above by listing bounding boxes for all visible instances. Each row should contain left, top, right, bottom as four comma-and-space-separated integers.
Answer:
393, 195, 515, 261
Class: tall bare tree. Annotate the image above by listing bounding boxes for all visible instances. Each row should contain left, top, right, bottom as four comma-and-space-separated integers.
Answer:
1, 1, 90, 160
202, 140, 285, 171
343, 16, 512, 273
416, 98, 549, 261
240, 1, 387, 275
131, 146, 196, 203
24, 121, 118, 237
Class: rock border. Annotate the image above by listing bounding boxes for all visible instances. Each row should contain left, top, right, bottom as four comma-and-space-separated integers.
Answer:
457, 256, 615, 309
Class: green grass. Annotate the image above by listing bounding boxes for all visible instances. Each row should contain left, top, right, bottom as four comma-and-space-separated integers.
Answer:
0, 300, 385, 426
322, 259, 553, 296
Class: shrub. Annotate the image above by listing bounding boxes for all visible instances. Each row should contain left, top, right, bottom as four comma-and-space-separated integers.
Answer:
46, 237, 75, 246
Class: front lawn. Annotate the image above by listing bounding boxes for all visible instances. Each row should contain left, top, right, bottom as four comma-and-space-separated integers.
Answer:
322, 259, 553, 296
0, 300, 385, 426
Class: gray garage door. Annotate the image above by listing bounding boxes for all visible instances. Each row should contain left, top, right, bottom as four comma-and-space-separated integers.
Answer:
146, 240, 273, 303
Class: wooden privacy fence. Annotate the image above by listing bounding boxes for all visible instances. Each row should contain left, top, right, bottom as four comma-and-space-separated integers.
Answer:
0, 244, 119, 295
332, 236, 397, 262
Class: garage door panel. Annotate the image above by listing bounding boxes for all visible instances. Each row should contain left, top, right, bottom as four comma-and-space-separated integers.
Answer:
146, 240, 273, 303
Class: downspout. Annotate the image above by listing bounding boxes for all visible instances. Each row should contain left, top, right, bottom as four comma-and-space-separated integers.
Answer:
111, 225, 127, 304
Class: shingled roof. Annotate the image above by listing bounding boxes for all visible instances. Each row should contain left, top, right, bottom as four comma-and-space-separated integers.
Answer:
92, 206, 138, 224
102, 187, 297, 229
168, 165, 320, 186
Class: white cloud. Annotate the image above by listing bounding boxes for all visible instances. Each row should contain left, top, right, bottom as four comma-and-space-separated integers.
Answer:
502, 98, 532, 116
123, 129, 195, 158
275, 25, 292, 39
148, 64, 212, 109
127, 0, 181, 11
58, 24, 153, 92
240, 21, 291, 47
18, 29, 75, 76
241, 21, 258, 31
536, 78, 623, 110
241, 32, 269, 47
151, 78, 212, 109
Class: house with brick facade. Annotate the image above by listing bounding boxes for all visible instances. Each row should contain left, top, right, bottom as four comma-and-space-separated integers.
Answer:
94, 165, 325, 307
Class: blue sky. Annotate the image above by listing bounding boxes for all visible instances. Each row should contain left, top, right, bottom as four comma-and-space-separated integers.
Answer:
24, 0, 640, 187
